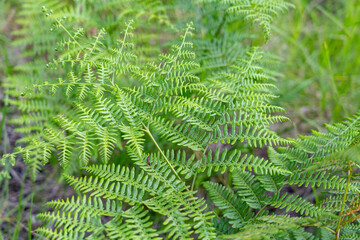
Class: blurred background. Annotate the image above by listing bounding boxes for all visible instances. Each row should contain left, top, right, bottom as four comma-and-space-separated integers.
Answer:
271, 0, 360, 133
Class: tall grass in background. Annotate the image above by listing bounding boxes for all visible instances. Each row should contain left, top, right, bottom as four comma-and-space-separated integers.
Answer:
273, 0, 360, 128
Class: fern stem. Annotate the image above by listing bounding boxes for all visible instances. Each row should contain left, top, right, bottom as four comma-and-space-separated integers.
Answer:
335, 161, 354, 239
312, 186, 320, 205
191, 145, 209, 191
142, 126, 182, 181
0, 94, 8, 146
307, 223, 335, 234
54, 18, 82, 49
191, 172, 197, 191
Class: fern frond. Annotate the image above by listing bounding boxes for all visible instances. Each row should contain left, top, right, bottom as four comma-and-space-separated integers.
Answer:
267, 146, 295, 172
222, 215, 315, 240
35, 227, 85, 240
225, 0, 294, 41
146, 197, 193, 239
37, 208, 102, 233
95, 95, 122, 127
257, 174, 284, 196
83, 164, 174, 197
57, 138, 73, 166
232, 170, 267, 209
270, 193, 327, 217
287, 172, 359, 193
45, 195, 122, 218
119, 125, 145, 160
116, 88, 142, 128
212, 123, 288, 147
196, 148, 290, 176
213, 217, 237, 236
119, 205, 161, 240
150, 117, 207, 151
76, 132, 95, 166
297, 112, 360, 161
204, 181, 251, 227
153, 149, 197, 179
96, 127, 117, 163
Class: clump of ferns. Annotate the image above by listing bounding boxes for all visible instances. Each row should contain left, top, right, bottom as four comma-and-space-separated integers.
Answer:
8, 1, 360, 239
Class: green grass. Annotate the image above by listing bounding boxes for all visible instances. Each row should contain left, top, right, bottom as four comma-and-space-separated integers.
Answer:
272, 0, 360, 124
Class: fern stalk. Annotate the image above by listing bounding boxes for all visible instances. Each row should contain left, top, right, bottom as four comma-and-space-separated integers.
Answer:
335, 161, 354, 239
142, 125, 182, 181
191, 145, 210, 191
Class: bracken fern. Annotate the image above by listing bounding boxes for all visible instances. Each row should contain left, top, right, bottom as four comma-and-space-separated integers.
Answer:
2, 0, 360, 239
